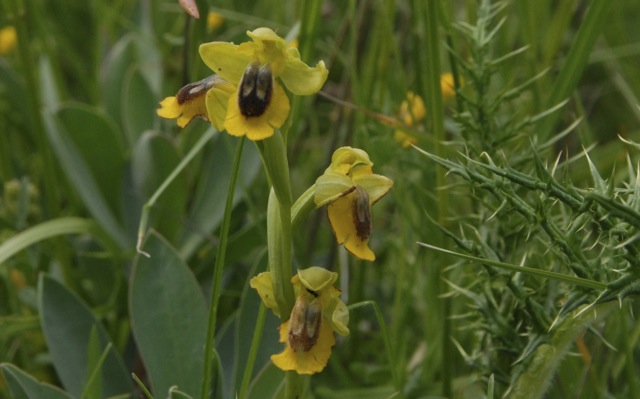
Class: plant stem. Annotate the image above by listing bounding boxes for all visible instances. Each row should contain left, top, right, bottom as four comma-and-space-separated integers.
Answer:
262, 131, 296, 317
261, 130, 299, 398
200, 137, 245, 399
509, 302, 616, 399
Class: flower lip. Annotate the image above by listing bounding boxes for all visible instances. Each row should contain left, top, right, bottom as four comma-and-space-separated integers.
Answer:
352, 185, 371, 240
288, 295, 322, 353
238, 62, 273, 117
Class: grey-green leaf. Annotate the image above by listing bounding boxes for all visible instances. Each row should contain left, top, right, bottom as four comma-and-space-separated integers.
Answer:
0, 363, 73, 399
130, 231, 207, 397
38, 276, 132, 398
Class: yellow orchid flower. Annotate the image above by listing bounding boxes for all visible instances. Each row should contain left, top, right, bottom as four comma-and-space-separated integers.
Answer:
314, 147, 393, 261
199, 27, 328, 140
250, 267, 349, 375
157, 75, 235, 128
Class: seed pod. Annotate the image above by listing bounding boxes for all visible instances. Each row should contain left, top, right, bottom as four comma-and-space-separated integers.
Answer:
288, 294, 322, 352
238, 62, 273, 117
352, 185, 371, 240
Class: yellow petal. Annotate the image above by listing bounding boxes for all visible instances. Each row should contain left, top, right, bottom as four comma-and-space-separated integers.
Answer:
199, 42, 251, 84
205, 86, 234, 131
249, 272, 280, 318
296, 267, 338, 292
158, 75, 231, 128
314, 171, 355, 207
157, 97, 182, 119
247, 27, 286, 44
271, 319, 336, 375
328, 147, 373, 175
352, 173, 394, 205
327, 194, 375, 262
223, 82, 290, 141
157, 94, 207, 128
330, 296, 350, 336
281, 57, 329, 95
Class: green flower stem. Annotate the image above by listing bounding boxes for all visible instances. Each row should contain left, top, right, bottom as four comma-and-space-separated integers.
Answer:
200, 137, 245, 399
284, 373, 308, 399
509, 302, 616, 399
291, 184, 317, 230
262, 130, 293, 207
267, 188, 295, 318
260, 130, 299, 398
238, 303, 266, 399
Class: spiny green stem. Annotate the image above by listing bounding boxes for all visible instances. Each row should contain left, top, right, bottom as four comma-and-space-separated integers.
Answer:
417, 242, 608, 290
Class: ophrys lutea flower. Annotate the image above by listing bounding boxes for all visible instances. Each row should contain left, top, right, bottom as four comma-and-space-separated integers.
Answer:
157, 75, 235, 128
199, 27, 328, 140
315, 147, 393, 261
250, 267, 349, 374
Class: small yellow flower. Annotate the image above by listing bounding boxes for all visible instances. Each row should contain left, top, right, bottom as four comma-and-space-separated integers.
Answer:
392, 74, 461, 148
250, 267, 349, 375
207, 12, 224, 31
398, 91, 426, 126
0, 26, 17, 55
199, 27, 328, 140
393, 129, 418, 148
440, 72, 461, 103
393, 91, 425, 148
157, 75, 235, 128
315, 147, 393, 261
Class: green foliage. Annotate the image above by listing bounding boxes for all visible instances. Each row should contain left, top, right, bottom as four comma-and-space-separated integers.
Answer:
2, 0, 640, 398
131, 232, 207, 397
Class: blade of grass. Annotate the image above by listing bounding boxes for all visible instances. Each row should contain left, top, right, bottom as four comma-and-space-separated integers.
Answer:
136, 128, 216, 256
348, 300, 402, 397
0, 217, 120, 266
238, 303, 267, 399
537, 1, 613, 139
413, 0, 451, 395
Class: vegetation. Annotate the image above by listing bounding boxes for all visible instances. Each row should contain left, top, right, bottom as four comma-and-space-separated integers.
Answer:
1, 0, 640, 398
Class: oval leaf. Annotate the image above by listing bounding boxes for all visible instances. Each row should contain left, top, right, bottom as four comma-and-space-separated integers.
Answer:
130, 231, 207, 397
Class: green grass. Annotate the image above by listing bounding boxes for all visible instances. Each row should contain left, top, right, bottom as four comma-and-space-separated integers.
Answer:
2, 0, 640, 398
